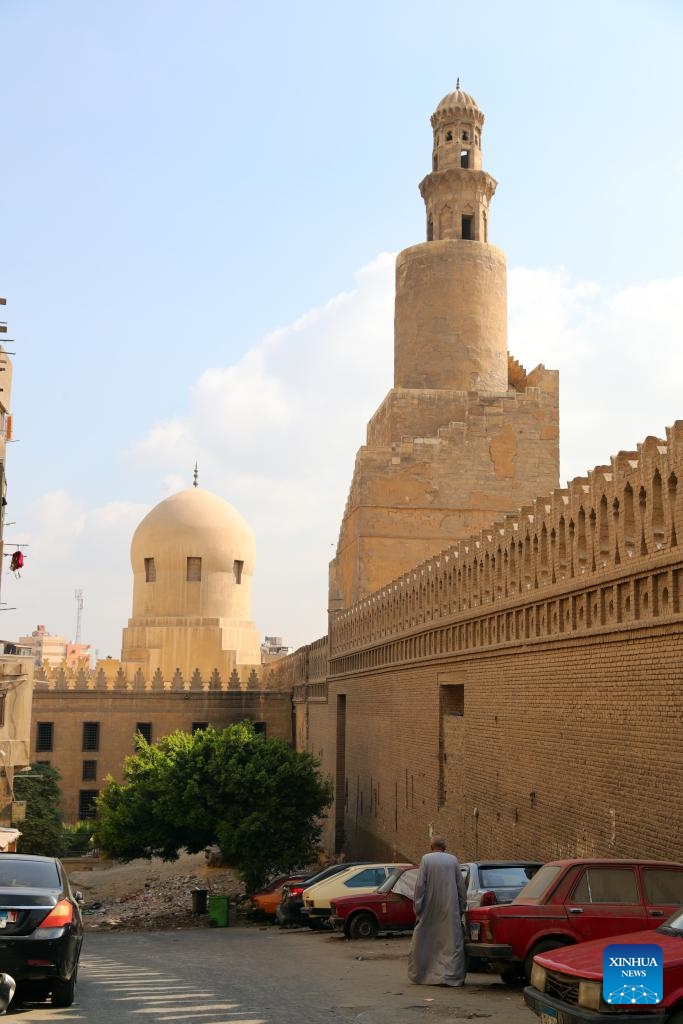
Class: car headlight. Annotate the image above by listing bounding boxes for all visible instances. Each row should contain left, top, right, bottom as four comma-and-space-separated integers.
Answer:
578, 980, 602, 1011
530, 963, 547, 992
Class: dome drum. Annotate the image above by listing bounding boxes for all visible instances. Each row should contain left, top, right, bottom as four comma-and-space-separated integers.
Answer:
122, 487, 262, 679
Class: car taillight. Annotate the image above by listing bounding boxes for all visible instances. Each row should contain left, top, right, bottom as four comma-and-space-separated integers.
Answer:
480, 891, 497, 906
481, 917, 494, 942
38, 900, 73, 928
289, 886, 304, 896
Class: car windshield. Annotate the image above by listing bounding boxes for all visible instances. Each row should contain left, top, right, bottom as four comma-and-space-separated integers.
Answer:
0, 860, 61, 889
376, 868, 404, 894
514, 864, 563, 901
392, 868, 418, 899
479, 865, 540, 889
658, 907, 683, 935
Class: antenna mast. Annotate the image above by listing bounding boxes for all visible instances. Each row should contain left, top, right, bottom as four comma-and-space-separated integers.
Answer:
74, 588, 84, 644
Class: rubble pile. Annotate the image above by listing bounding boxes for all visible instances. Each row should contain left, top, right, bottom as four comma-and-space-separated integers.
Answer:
78, 865, 244, 931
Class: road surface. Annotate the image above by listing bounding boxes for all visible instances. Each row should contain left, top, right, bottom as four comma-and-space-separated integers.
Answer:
8, 926, 533, 1022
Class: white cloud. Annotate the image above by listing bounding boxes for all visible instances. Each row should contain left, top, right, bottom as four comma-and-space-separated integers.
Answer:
508, 269, 683, 484
8, 257, 683, 654
3, 496, 148, 658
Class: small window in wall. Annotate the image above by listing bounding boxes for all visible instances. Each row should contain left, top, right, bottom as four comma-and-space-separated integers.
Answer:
0, 693, 4, 727
82, 721, 100, 752
186, 557, 202, 582
461, 215, 474, 240
82, 760, 97, 781
233, 560, 244, 585
191, 722, 209, 735
36, 722, 54, 752
460, 149, 470, 168
136, 722, 152, 745
253, 721, 267, 737
445, 130, 453, 142
144, 557, 156, 582
79, 790, 99, 820
462, 130, 469, 141
441, 684, 464, 716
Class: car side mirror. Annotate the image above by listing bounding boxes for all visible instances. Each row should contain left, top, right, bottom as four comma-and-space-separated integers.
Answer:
74, 891, 84, 904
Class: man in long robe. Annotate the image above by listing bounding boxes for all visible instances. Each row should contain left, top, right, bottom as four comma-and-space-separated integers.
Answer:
408, 835, 468, 986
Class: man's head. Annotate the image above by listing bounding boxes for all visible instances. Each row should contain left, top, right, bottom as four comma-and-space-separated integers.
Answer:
430, 835, 447, 852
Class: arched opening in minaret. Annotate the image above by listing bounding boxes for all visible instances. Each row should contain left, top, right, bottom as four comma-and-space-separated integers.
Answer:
432, 153, 438, 171
461, 215, 473, 240
427, 216, 434, 242
460, 149, 470, 169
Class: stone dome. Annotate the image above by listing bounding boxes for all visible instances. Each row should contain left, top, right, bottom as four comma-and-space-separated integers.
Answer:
130, 487, 256, 576
432, 86, 483, 123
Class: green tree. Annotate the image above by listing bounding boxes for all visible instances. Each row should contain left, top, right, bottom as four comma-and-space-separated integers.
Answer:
94, 723, 333, 891
13, 763, 65, 857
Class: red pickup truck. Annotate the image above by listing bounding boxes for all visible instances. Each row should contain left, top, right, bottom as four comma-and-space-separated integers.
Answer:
465, 859, 683, 984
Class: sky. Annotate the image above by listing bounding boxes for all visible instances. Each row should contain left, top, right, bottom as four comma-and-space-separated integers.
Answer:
1, 0, 682, 657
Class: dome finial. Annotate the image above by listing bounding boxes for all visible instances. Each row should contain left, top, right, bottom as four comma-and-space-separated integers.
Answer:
456, 77, 460, 90
193, 462, 199, 488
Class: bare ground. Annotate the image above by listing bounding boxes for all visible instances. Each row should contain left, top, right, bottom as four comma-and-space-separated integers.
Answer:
68, 851, 245, 931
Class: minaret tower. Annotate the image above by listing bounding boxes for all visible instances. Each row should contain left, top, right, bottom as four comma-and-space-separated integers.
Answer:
422, 80, 495, 242
329, 85, 559, 611
394, 83, 507, 393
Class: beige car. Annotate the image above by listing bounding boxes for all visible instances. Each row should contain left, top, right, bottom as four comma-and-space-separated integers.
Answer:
301, 863, 412, 927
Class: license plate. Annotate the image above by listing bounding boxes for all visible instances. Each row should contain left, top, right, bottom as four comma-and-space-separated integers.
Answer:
540, 1008, 557, 1023
0, 911, 17, 929
469, 923, 480, 940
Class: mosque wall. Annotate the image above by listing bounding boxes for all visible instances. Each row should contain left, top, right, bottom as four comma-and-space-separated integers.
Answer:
292, 423, 683, 865
31, 665, 292, 822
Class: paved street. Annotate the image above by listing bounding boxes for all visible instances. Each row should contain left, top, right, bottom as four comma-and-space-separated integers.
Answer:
8, 926, 533, 1023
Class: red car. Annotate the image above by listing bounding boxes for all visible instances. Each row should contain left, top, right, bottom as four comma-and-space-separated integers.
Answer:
465, 859, 683, 984
524, 907, 683, 1023
330, 865, 418, 939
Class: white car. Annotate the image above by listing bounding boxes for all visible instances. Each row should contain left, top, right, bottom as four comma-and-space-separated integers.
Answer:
301, 863, 412, 927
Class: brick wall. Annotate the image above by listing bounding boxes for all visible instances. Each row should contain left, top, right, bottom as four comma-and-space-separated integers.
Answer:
31, 684, 293, 822
299, 422, 683, 865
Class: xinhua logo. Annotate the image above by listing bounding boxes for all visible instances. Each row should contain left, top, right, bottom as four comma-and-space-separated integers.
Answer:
603, 943, 663, 1005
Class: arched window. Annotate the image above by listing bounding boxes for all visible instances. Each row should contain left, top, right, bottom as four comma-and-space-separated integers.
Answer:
623, 483, 635, 556
599, 494, 610, 560
652, 470, 665, 547
577, 507, 588, 570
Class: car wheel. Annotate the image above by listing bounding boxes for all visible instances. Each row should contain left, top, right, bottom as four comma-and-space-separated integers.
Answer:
348, 912, 379, 940
51, 969, 77, 1008
524, 940, 571, 984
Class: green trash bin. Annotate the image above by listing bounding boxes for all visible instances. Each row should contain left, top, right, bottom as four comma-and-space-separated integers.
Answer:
207, 895, 230, 928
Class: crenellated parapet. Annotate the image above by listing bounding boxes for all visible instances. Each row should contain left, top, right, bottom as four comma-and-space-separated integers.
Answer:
263, 636, 329, 704
330, 423, 683, 662
33, 661, 270, 692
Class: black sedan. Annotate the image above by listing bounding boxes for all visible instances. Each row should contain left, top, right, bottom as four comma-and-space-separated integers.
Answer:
0, 854, 83, 1007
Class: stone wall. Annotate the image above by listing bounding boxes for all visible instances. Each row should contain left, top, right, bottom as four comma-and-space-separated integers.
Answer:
330, 366, 559, 612
300, 423, 683, 865
31, 664, 293, 822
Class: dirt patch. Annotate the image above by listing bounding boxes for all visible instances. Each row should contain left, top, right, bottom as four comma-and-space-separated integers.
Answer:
68, 851, 245, 931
